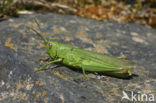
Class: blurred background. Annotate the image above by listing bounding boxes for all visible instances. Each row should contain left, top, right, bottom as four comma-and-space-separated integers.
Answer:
0, 0, 156, 28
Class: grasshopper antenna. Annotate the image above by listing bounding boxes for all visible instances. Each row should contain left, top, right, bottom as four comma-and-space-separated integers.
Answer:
30, 18, 48, 43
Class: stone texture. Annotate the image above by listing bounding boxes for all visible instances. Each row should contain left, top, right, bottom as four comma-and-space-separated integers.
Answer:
0, 13, 156, 103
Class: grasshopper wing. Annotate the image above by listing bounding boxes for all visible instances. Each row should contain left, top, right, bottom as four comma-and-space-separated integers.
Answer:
71, 48, 134, 72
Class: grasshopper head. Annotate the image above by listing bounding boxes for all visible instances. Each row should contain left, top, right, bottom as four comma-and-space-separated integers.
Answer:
46, 41, 58, 58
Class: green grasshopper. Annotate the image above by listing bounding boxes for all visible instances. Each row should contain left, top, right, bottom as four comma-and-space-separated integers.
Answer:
32, 20, 134, 79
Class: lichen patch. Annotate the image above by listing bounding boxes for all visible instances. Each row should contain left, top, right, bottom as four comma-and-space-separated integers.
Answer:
132, 37, 148, 45
95, 45, 108, 54
5, 38, 17, 51
96, 33, 103, 39
76, 31, 88, 38
64, 36, 73, 41
54, 71, 71, 80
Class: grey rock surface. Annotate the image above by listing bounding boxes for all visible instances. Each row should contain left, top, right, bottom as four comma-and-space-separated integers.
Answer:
0, 13, 156, 103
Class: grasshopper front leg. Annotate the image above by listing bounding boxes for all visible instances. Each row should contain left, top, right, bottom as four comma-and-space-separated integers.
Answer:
36, 58, 63, 72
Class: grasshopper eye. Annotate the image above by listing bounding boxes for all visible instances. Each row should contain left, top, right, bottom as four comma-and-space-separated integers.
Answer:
48, 43, 52, 49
